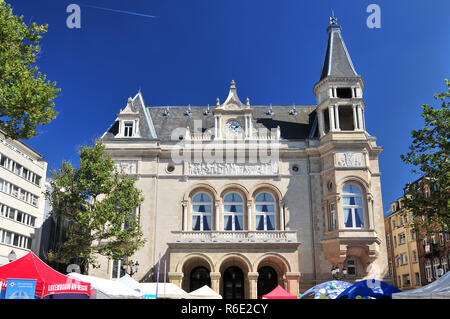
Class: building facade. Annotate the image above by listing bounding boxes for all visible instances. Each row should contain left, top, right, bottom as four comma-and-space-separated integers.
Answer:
384, 199, 422, 289
90, 19, 389, 298
0, 130, 48, 265
385, 177, 450, 290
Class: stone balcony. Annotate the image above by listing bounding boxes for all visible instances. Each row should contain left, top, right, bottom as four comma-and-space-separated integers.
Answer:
169, 230, 300, 248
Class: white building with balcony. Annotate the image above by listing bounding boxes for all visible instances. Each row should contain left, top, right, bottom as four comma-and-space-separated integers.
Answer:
0, 130, 48, 265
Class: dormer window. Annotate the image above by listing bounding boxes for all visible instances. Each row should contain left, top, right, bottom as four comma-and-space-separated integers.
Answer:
124, 122, 134, 137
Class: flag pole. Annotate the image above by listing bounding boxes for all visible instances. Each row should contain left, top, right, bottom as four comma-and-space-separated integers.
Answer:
155, 253, 161, 298
164, 258, 167, 299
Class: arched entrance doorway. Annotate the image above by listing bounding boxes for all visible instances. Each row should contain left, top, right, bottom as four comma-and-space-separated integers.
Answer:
257, 266, 278, 299
223, 266, 245, 299
190, 266, 211, 292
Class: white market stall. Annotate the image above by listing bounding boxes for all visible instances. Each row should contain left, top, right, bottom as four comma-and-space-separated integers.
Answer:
67, 273, 143, 299
139, 282, 188, 299
118, 274, 187, 299
186, 285, 222, 299
392, 272, 450, 299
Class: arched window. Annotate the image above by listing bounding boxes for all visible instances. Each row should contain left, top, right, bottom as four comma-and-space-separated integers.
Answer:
255, 192, 276, 231
191, 192, 212, 231
342, 184, 365, 228
223, 192, 244, 231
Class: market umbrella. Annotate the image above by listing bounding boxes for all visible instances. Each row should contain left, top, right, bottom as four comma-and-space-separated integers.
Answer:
0, 252, 90, 299
336, 279, 401, 299
262, 285, 298, 299
300, 280, 352, 299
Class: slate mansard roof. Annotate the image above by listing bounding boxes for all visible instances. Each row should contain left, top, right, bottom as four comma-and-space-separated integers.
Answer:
101, 93, 319, 141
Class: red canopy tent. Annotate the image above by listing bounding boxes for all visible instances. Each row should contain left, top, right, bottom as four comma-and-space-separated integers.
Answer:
262, 285, 298, 299
0, 252, 90, 298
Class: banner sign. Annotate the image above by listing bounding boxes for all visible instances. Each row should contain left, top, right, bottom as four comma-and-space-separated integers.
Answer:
5, 279, 37, 299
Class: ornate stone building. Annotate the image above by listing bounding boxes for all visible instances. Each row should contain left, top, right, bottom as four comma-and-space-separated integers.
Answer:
90, 18, 389, 298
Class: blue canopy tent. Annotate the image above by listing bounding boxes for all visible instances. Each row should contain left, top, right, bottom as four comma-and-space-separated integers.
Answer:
300, 281, 352, 299
336, 279, 401, 299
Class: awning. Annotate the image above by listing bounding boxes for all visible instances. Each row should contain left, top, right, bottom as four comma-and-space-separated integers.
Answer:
262, 285, 297, 299
0, 252, 90, 298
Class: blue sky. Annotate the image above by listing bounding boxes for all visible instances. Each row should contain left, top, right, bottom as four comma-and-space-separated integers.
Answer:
6, 0, 450, 214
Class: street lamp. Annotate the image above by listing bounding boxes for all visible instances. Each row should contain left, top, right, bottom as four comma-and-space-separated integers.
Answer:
331, 265, 347, 280
8, 250, 16, 262
123, 260, 140, 277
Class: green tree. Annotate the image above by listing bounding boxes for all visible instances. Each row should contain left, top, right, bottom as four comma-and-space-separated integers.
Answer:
46, 143, 146, 270
400, 79, 450, 234
0, 1, 59, 140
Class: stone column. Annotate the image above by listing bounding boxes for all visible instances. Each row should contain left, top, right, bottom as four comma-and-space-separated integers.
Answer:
248, 272, 259, 299
182, 201, 188, 231
285, 272, 301, 297
168, 272, 183, 288
210, 272, 221, 295
214, 116, 218, 137
317, 109, 325, 137
215, 201, 220, 230
328, 105, 335, 132
352, 104, 358, 130
334, 104, 340, 131
357, 105, 364, 132
279, 202, 285, 231
247, 202, 252, 230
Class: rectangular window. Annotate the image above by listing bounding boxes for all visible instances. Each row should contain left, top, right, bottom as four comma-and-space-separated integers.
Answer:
346, 260, 356, 276
399, 233, 406, 245
112, 259, 126, 279
124, 123, 134, 137
413, 250, 417, 263
401, 253, 408, 265
386, 232, 391, 249
402, 274, 410, 287
328, 203, 336, 231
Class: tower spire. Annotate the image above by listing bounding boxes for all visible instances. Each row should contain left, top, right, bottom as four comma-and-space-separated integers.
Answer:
320, 15, 357, 81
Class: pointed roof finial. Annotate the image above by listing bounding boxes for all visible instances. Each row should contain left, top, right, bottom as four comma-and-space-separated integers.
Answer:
186, 104, 192, 116
164, 106, 170, 116
330, 10, 338, 25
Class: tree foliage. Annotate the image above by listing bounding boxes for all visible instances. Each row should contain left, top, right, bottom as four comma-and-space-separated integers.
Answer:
46, 143, 146, 269
0, 1, 59, 140
400, 79, 450, 234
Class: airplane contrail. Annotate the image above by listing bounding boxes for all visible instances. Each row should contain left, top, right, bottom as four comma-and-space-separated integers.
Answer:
81, 4, 157, 19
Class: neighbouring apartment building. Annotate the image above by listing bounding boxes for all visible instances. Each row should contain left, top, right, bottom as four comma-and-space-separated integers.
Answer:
89, 17, 390, 299
0, 130, 48, 265
385, 177, 449, 290
384, 199, 421, 289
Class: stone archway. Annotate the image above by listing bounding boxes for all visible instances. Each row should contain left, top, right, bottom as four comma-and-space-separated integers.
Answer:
254, 253, 299, 297
180, 254, 214, 293
217, 254, 252, 299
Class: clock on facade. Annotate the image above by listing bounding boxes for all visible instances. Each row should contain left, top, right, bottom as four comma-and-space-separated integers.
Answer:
225, 120, 243, 136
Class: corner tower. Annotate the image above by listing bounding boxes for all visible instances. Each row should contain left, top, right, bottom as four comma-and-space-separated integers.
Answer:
313, 16, 366, 138
313, 15, 389, 282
